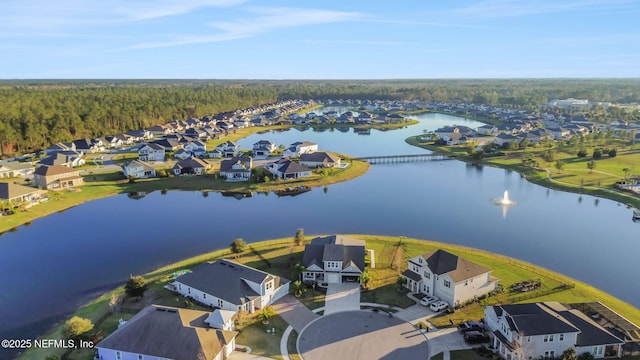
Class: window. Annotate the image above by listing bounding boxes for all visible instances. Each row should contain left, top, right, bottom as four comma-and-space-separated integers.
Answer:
419, 258, 422, 264
444, 280, 451, 288
116, 352, 121, 360
559, 334, 564, 341
549, 334, 554, 342
544, 351, 555, 359
464, 280, 468, 286
544, 335, 549, 342
138, 355, 144, 360
188, 288, 190, 294
218, 299, 224, 308
424, 272, 430, 279
527, 337, 531, 342
203, 294, 206, 299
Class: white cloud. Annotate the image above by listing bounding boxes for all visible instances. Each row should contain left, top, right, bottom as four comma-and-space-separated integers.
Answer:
126, 7, 367, 50
451, 0, 636, 20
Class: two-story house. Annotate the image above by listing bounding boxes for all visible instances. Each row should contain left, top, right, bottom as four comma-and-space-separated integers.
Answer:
173, 260, 289, 313
301, 235, 366, 284
282, 141, 318, 157
252, 140, 277, 158
484, 302, 624, 360
219, 156, 252, 181
122, 160, 156, 179
33, 165, 84, 190
401, 249, 498, 307
137, 143, 165, 162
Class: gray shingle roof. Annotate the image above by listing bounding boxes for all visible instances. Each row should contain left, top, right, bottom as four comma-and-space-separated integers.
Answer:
175, 260, 284, 306
302, 235, 366, 272
422, 249, 491, 283
97, 305, 237, 360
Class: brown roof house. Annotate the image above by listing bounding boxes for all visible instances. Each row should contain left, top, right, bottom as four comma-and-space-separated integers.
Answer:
172, 157, 210, 176
33, 165, 83, 190
219, 156, 252, 182
299, 151, 341, 168
96, 305, 237, 360
402, 249, 499, 307
0, 182, 44, 203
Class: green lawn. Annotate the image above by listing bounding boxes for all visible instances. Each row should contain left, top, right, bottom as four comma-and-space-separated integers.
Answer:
236, 314, 289, 358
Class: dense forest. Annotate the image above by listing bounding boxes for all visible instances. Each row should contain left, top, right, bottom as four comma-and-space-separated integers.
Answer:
1, 79, 639, 155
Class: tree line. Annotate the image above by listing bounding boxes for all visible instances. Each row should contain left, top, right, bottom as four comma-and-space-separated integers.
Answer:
1, 79, 639, 155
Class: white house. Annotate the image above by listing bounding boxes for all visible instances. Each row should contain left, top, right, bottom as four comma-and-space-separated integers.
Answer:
173, 259, 289, 313
96, 305, 238, 360
215, 141, 240, 158
219, 156, 252, 181
401, 249, 498, 307
301, 235, 366, 284
138, 143, 165, 162
121, 160, 156, 179
252, 140, 277, 158
283, 141, 318, 157
184, 140, 207, 157
484, 302, 624, 360
205, 309, 236, 331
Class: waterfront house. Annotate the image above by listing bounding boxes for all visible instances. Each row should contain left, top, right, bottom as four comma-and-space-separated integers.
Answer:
299, 151, 341, 168
172, 158, 210, 176
173, 259, 289, 313
96, 305, 237, 360
265, 158, 312, 180
282, 141, 318, 157
215, 141, 240, 158
401, 249, 498, 307
252, 140, 277, 158
0, 161, 36, 178
121, 160, 156, 179
33, 165, 83, 190
485, 302, 624, 360
301, 235, 366, 284
0, 182, 44, 203
477, 124, 499, 136
219, 156, 253, 181
137, 143, 165, 162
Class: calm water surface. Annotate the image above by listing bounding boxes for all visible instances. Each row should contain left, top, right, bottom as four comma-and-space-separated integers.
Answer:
0, 111, 637, 357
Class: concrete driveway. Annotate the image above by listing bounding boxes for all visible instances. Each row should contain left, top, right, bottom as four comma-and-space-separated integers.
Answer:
271, 294, 319, 333
324, 282, 361, 315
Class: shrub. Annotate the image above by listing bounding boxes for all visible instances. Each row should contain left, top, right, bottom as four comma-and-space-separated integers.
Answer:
64, 316, 94, 339
608, 148, 617, 157
577, 149, 587, 157
592, 149, 602, 159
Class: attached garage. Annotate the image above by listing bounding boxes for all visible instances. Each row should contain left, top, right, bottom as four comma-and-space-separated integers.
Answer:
326, 273, 341, 283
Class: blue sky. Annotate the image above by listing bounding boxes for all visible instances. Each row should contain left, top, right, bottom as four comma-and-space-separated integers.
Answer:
1, 0, 639, 79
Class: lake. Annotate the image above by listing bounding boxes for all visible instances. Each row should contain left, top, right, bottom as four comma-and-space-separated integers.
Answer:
0, 111, 638, 358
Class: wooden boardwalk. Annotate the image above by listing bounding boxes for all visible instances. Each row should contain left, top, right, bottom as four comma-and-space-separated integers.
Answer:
355, 153, 452, 164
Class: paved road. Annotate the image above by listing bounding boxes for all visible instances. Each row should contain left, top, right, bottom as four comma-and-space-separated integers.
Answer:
299, 310, 429, 360
271, 295, 319, 333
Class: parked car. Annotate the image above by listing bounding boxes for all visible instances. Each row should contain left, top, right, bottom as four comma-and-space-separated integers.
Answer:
464, 330, 490, 344
457, 320, 485, 333
420, 296, 439, 306
430, 300, 449, 312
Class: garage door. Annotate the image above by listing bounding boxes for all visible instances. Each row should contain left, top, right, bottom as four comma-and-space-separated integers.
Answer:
326, 273, 340, 283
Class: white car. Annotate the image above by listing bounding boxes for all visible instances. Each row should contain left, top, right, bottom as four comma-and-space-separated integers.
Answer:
430, 300, 449, 312
420, 296, 438, 306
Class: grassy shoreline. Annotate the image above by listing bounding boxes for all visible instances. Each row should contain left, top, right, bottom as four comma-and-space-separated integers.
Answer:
20, 234, 639, 359
405, 135, 640, 209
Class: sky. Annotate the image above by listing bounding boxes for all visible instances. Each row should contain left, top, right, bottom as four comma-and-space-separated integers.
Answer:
1, 0, 639, 79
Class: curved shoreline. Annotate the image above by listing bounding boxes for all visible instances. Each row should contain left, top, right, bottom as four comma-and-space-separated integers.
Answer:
19, 234, 640, 359
405, 135, 640, 209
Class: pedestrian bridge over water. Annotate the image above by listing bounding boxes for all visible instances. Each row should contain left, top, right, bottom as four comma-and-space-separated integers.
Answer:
354, 153, 453, 164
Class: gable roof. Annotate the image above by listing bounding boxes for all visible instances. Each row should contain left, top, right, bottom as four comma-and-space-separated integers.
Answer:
299, 152, 340, 163
139, 143, 165, 151
39, 152, 82, 166
34, 164, 78, 176
122, 160, 155, 172
220, 156, 252, 172
302, 235, 366, 272
495, 302, 579, 336
277, 160, 310, 174
173, 157, 209, 170
175, 260, 285, 305
0, 182, 39, 200
422, 249, 491, 282
97, 305, 237, 360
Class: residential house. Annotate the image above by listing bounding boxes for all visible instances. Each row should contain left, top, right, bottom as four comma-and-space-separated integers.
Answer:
173, 259, 290, 313
252, 140, 277, 158
146, 124, 172, 136
494, 133, 521, 147
477, 124, 499, 136
301, 235, 366, 284
122, 160, 156, 179
0, 182, 44, 203
265, 158, 312, 180
0, 161, 36, 178
183, 140, 207, 157
38, 151, 85, 168
72, 138, 100, 154
174, 149, 192, 160
401, 249, 498, 307
219, 156, 252, 182
215, 141, 240, 158
282, 141, 318, 157
45, 142, 76, 155
548, 127, 572, 141
299, 151, 341, 168
126, 129, 152, 141
33, 165, 83, 190
485, 302, 624, 360
233, 117, 251, 129
205, 309, 236, 331
172, 157, 210, 176
96, 305, 237, 360
137, 143, 165, 162
150, 138, 181, 151
103, 135, 124, 149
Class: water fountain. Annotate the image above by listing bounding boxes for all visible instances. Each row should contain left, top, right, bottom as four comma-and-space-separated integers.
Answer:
493, 190, 517, 218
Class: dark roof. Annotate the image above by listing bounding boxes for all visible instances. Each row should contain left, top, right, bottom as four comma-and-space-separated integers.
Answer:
175, 260, 285, 306
497, 302, 579, 336
0, 182, 38, 200
302, 235, 366, 272
97, 305, 237, 360
140, 143, 165, 151
122, 160, 155, 172
277, 160, 310, 174
401, 269, 422, 282
173, 157, 209, 170
34, 164, 77, 176
39, 152, 80, 166
423, 249, 491, 282
560, 309, 624, 346
220, 156, 252, 172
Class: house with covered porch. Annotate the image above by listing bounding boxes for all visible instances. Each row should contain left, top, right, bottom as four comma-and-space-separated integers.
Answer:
301, 235, 366, 284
